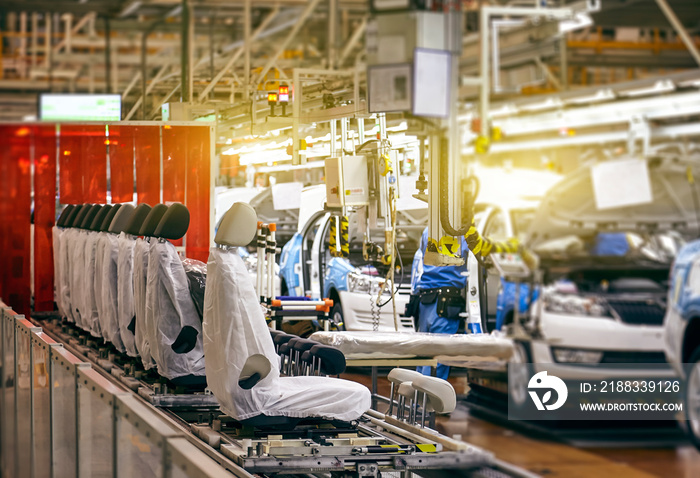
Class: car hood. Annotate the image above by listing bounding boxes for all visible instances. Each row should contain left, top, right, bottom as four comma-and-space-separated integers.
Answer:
526, 158, 700, 250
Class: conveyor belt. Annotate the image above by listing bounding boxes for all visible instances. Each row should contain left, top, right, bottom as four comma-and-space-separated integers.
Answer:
35, 315, 540, 478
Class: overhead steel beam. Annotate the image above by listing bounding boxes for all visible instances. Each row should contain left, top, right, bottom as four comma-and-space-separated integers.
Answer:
197, 6, 280, 102
0, 1, 120, 16
654, 0, 700, 67
337, 16, 367, 67
127, 63, 170, 120
254, 0, 322, 86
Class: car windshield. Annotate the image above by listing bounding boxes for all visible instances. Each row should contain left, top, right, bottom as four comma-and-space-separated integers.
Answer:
324, 207, 426, 279
535, 231, 688, 265
510, 209, 536, 240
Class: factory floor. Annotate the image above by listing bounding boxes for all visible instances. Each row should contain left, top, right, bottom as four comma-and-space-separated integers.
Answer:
342, 369, 700, 478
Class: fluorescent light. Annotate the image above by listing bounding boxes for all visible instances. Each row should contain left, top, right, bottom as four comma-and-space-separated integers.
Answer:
564, 88, 615, 105
519, 97, 563, 112
490, 103, 518, 118
620, 79, 675, 97
559, 13, 593, 34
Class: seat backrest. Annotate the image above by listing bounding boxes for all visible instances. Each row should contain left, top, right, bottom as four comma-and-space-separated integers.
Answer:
146, 203, 205, 380
57, 204, 75, 227
124, 204, 152, 235
203, 202, 285, 414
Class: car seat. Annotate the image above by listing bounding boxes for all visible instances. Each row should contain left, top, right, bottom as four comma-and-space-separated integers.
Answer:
145, 203, 206, 385
203, 202, 371, 423
117, 204, 153, 358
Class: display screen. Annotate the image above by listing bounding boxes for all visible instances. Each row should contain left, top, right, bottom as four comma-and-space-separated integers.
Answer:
39, 94, 122, 121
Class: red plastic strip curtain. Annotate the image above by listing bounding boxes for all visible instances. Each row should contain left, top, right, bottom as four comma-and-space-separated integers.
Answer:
33, 125, 58, 312
185, 126, 212, 262
161, 125, 188, 247
0, 126, 33, 316
59, 124, 107, 203
133, 125, 161, 207
108, 125, 135, 203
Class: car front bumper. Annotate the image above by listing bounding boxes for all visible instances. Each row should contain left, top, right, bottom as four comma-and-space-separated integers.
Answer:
338, 290, 415, 332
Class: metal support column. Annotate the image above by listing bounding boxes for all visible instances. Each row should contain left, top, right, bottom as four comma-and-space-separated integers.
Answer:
559, 36, 568, 90
141, 30, 148, 119
244, 0, 251, 99
328, 0, 338, 69
105, 17, 112, 93
181, 0, 194, 103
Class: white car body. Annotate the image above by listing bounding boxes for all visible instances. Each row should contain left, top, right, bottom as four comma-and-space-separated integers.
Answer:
499, 158, 695, 381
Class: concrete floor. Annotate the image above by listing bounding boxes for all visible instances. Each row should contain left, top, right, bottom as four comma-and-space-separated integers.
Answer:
342, 368, 700, 478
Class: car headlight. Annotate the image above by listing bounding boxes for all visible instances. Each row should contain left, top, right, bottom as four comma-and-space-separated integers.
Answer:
347, 271, 389, 296
543, 291, 611, 317
552, 347, 603, 364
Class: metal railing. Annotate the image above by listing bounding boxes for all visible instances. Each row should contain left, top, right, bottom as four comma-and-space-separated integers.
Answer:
0, 301, 233, 478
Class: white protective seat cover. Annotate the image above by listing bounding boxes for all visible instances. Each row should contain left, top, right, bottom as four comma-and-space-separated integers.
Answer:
52, 226, 65, 318
102, 233, 125, 352
145, 239, 205, 380
94, 233, 110, 340
70, 230, 90, 332
117, 233, 138, 356
59, 228, 76, 322
203, 248, 370, 422
134, 238, 156, 369
83, 231, 102, 338
310, 331, 514, 360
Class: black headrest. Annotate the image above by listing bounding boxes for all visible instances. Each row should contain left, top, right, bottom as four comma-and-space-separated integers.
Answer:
89, 205, 111, 231
100, 204, 122, 231
79, 205, 101, 229
309, 344, 346, 375
63, 205, 82, 227
273, 333, 294, 347
139, 204, 169, 237
291, 338, 317, 354
154, 203, 190, 240
124, 203, 152, 235
57, 204, 75, 227
108, 204, 136, 234
70, 204, 90, 229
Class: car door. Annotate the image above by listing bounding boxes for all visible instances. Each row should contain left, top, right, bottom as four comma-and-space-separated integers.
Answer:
482, 207, 508, 330
300, 212, 329, 297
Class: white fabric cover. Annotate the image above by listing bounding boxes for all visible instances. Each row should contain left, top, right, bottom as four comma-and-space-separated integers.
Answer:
70, 230, 90, 332
52, 226, 65, 318
94, 234, 109, 340
117, 233, 138, 357
309, 331, 514, 360
145, 239, 205, 380
134, 238, 156, 369
203, 247, 370, 422
102, 233, 125, 352
59, 228, 76, 323
83, 231, 103, 339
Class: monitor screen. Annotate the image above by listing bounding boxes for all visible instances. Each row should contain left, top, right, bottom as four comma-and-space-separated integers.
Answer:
39, 94, 122, 121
